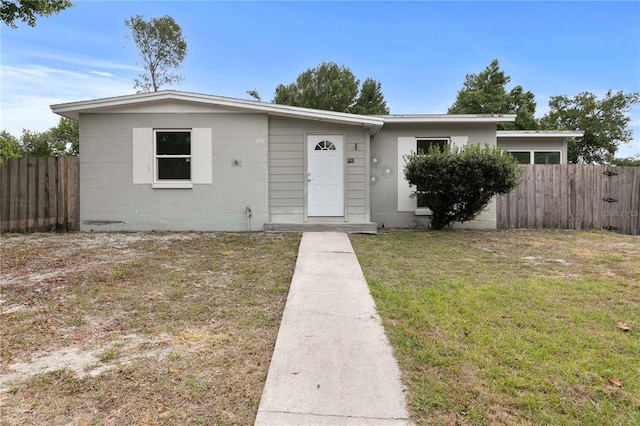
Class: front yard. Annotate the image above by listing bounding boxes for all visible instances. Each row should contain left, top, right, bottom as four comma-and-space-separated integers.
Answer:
2, 229, 638, 425
351, 230, 640, 425
1, 232, 300, 425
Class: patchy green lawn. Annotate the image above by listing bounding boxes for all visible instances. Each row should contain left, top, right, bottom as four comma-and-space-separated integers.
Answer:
1, 232, 300, 425
3, 229, 637, 425
351, 230, 640, 426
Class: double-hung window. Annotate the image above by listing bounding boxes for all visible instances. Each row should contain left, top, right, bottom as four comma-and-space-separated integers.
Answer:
155, 130, 191, 181
133, 127, 211, 188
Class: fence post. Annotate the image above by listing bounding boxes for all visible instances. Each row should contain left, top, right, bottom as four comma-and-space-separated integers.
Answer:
0, 159, 9, 233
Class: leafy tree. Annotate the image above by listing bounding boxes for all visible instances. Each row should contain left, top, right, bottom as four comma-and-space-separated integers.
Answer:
610, 155, 640, 167
448, 59, 537, 130
1, 0, 72, 28
0, 130, 22, 164
0, 118, 79, 159
49, 117, 79, 155
350, 78, 389, 115
125, 14, 187, 93
404, 144, 521, 230
273, 62, 389, 114
19, 129, 60, 157
540, 90, 640, 164
508, 85, 538, 130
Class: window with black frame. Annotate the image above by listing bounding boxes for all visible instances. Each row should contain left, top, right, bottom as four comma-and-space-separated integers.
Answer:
509, 151, 531, 164
155, 130, 191, 180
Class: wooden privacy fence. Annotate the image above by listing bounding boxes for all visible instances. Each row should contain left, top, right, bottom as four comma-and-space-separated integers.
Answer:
0, 157, 79, 233
1, 160, 638, 235
497, 164, 640, 235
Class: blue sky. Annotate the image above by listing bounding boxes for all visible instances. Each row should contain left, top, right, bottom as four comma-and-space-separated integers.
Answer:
2, 0, 639, 156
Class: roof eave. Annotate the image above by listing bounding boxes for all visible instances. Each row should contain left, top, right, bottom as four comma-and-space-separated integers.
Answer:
380, 114, 517, 124
497, 130, 584, 138
50, 90, 385, 133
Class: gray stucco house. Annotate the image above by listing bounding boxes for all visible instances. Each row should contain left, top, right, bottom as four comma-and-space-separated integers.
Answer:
51, 90, 581, 232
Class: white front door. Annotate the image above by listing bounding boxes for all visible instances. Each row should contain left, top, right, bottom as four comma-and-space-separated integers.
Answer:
307, 134, 344, 217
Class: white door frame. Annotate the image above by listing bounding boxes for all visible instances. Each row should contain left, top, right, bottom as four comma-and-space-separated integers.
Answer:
306, 134, 344, 217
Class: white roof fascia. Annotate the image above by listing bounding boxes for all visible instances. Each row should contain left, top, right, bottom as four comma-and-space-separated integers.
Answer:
50, 90, 385, 134
380, 114, 517, 124
497, 130, 584, 138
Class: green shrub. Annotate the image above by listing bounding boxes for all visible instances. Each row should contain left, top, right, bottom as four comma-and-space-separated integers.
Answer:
404, 144, 522, 229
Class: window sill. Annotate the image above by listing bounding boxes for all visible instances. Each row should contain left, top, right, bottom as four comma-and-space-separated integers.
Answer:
415, 208, 433, 216
152, 182, 193, 189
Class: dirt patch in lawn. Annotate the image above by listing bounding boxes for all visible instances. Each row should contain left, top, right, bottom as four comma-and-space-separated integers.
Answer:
0, 232, 300, 425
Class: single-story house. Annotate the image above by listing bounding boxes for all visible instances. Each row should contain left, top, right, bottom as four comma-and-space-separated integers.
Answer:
50, 90, 582, 233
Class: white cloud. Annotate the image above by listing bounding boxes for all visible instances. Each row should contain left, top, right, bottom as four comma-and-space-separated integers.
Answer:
88, 70, 115, 77
1, 64, 134, 135
25, 49, 141, 72
3, 65, 89, 83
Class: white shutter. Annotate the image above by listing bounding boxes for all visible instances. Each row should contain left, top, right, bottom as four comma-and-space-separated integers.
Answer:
397, 137, 416, 212
132, 128, 153, 184
191, 128, 212, 184
450, 136, 468, 148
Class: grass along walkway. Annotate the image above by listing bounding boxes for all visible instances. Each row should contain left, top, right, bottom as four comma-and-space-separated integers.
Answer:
1, 232, 300, 425
351, 230, 639, 426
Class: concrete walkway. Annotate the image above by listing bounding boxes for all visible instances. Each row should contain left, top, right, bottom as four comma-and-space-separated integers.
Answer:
255, 232, 413, 425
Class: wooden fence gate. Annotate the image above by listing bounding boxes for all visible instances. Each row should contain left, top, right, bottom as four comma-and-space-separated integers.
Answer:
497, 164, 640, 235
0, 157, 79, 233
